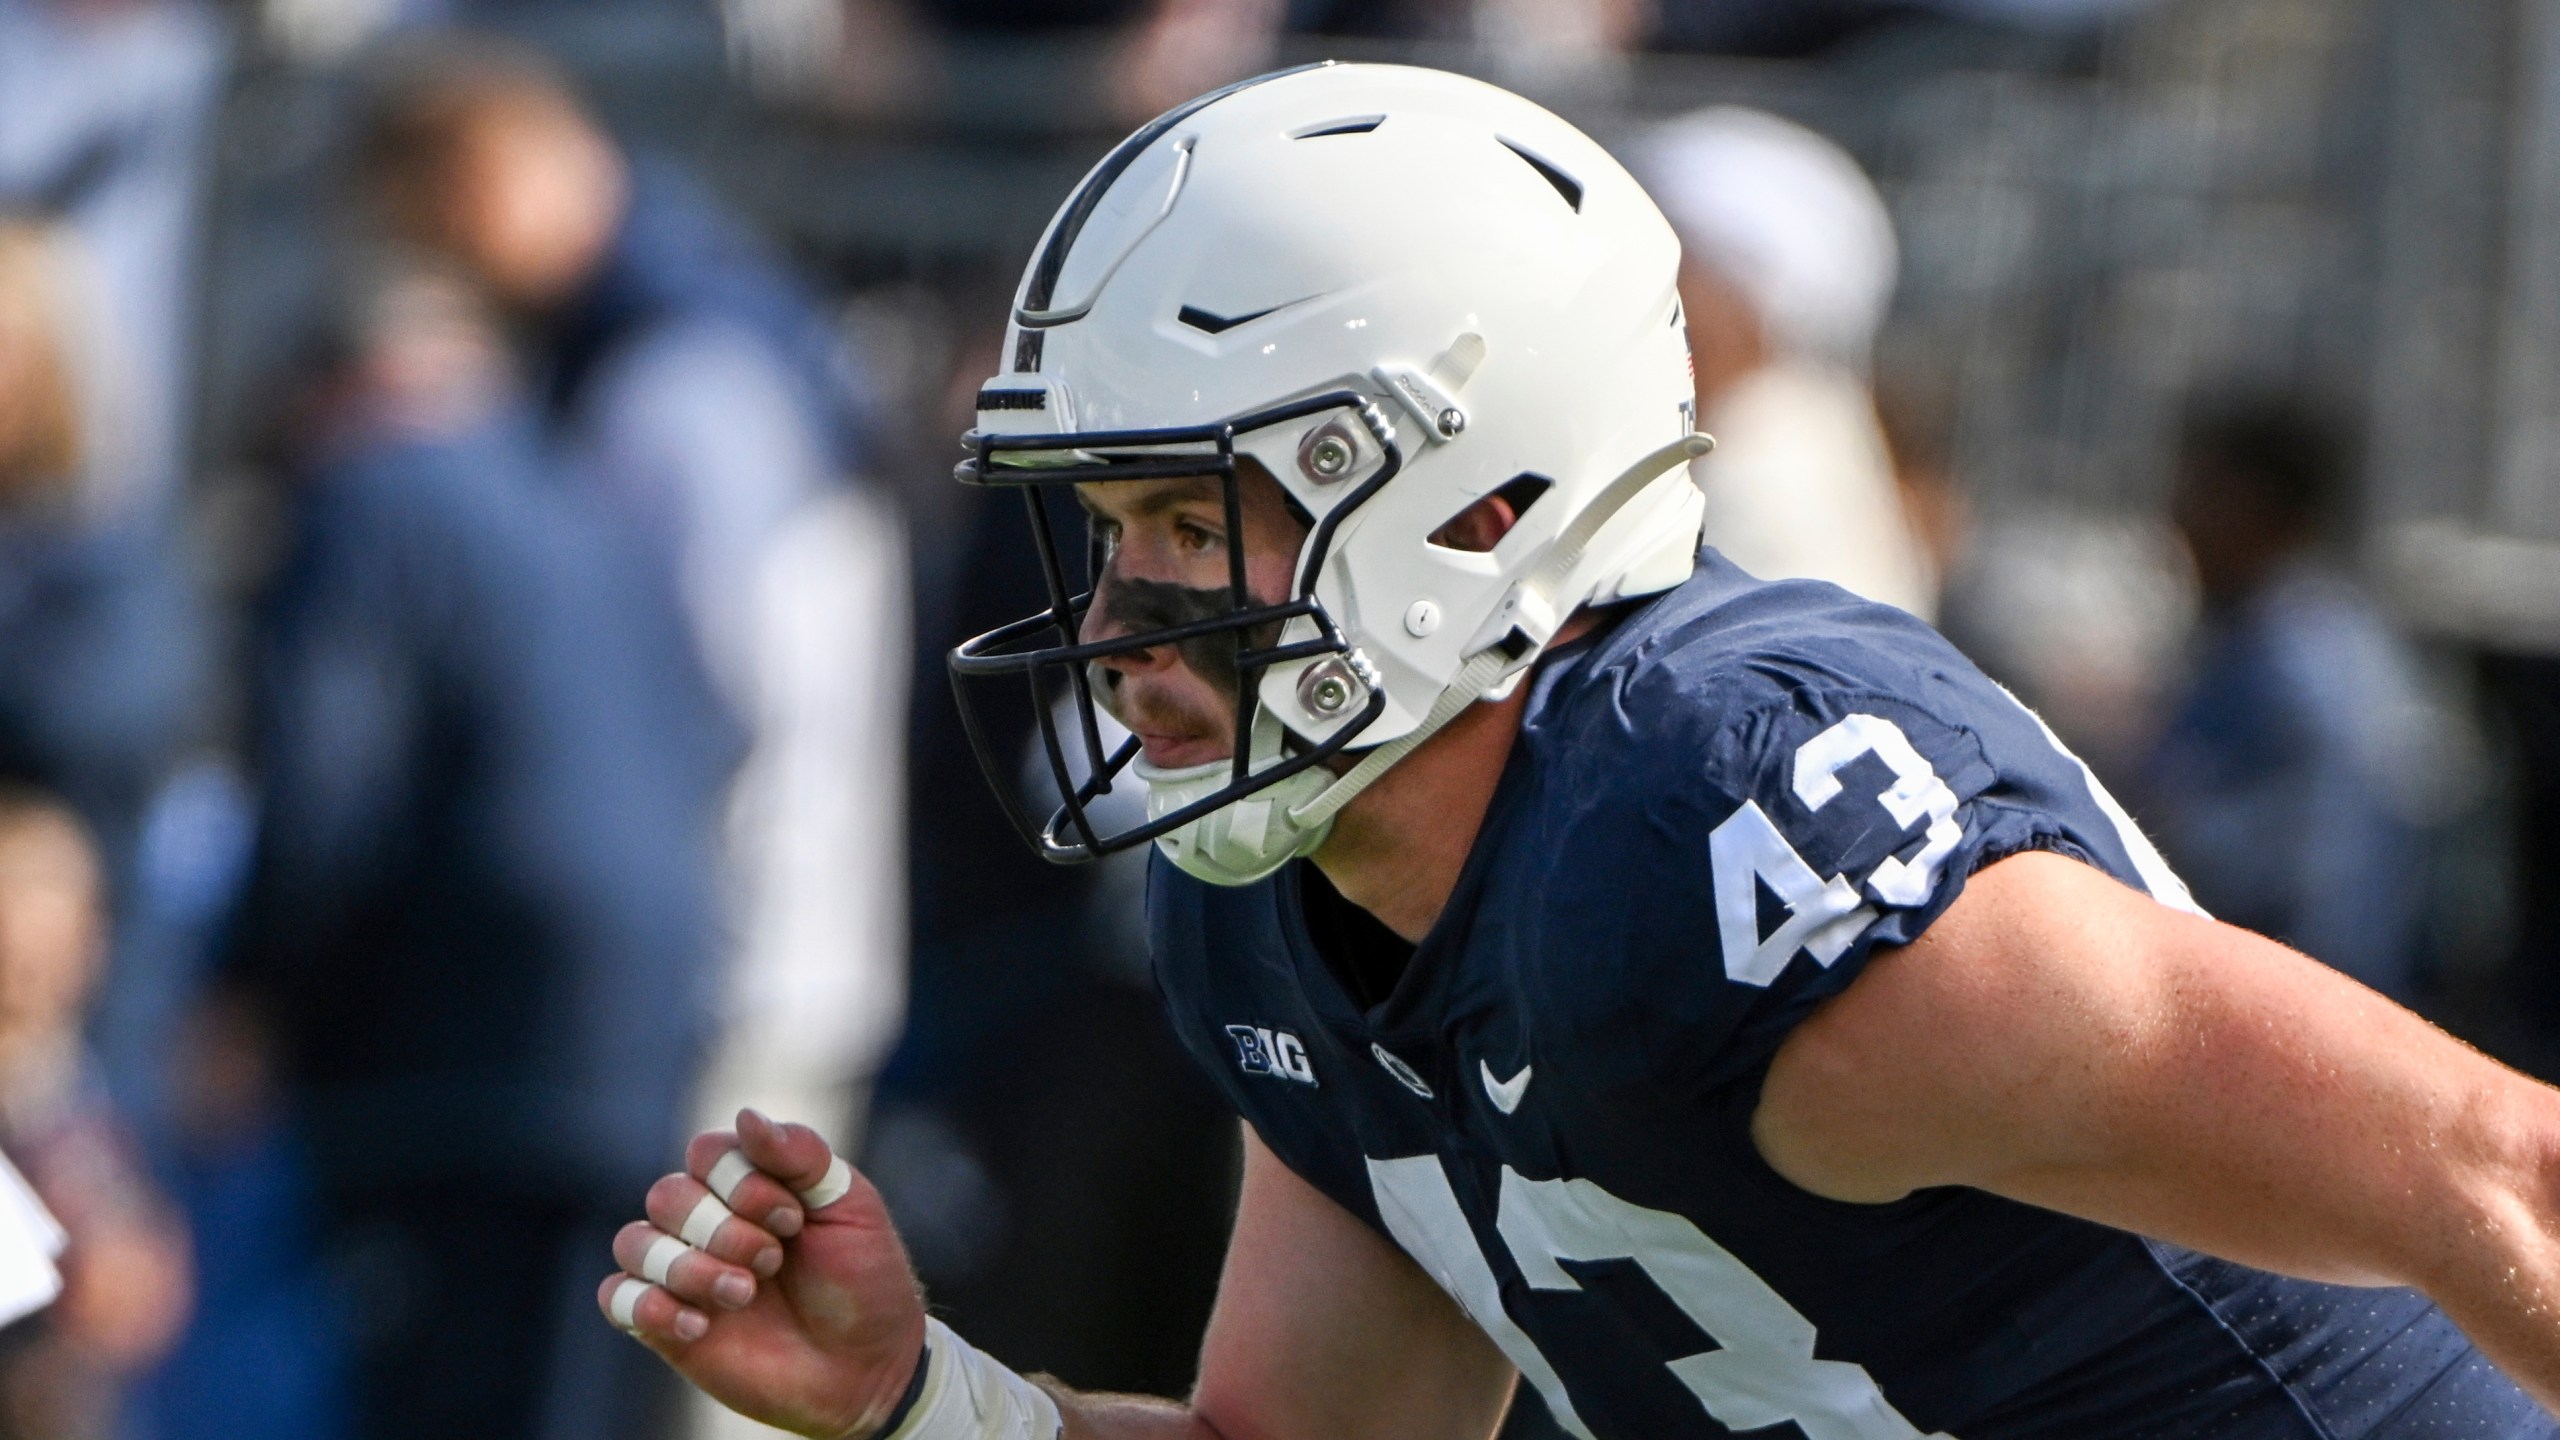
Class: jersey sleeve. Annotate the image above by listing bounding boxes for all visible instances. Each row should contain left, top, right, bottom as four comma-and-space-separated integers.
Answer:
1625, 683, 2094, 1090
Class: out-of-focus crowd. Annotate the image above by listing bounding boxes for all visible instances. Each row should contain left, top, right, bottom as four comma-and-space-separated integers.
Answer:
0, 1, 2531, 1438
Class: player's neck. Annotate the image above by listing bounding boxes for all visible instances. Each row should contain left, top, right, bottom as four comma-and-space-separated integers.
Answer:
1310, 609, 1602, 944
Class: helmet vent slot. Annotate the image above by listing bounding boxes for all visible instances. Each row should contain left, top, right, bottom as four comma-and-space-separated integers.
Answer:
1292, 115, 1385, 139
1497, 139, 1582, 212
1490, 472, 1554, 521
1426, 474, 1554, 553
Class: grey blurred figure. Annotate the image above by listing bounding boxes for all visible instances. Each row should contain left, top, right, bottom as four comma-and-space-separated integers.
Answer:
352, 48, 911, 1439
2141, 395, 2454, 1002
224, 261, 738, 1440
1630, 106, 1938, 621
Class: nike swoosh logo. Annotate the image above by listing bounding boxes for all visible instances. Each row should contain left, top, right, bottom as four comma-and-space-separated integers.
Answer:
1175, 294, 1323, 335
1481, 1061, 1532, 1114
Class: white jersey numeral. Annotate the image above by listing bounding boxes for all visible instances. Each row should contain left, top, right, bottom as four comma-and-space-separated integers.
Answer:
1367, 1156, 1953, 1440
1792, 713, 1965, 906
1711, 713, 1970, 985
1367, 1155, 1590, 1434
1710, 801, 1872, 985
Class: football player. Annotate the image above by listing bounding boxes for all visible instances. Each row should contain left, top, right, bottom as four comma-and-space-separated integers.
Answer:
600, 64, 2560, 1438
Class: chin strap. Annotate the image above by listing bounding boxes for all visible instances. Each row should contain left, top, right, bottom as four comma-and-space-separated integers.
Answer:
1284, 431, 1714, 833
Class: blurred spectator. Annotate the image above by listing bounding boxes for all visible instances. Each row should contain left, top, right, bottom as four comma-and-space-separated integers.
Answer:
352, 43, 913, 1248
222, 264, 739, 1440
141, 981, 344, 1440
0, 0, 242, 1155
0, 787, 190, 1440
0, 215, 210, 1136
1103, 0, 1282, 123
2140, 393, 2454, 1002
1873, 365, 1972, 591
1630, 106, 1939, 620
0, 0, 228, 520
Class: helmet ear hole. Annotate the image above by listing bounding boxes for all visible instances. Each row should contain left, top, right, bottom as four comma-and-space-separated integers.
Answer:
1427, 473, 1552, 553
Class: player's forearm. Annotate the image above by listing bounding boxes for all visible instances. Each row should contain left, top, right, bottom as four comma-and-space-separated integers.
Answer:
2397, 1086, 2560, 1415
1047, 1387, 1227, 1440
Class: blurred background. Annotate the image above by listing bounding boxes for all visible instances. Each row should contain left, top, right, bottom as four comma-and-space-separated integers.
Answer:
0, 0, 2555, 1435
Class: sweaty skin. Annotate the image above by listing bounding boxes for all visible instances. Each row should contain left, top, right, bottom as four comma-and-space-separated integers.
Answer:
607, 465, 2560, 1437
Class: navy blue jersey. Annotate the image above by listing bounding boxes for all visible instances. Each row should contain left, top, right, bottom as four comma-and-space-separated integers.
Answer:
1149, 553, 2552, 1439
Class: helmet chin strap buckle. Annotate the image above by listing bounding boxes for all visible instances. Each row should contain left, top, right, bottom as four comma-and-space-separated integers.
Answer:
1466, 586, 1560, 664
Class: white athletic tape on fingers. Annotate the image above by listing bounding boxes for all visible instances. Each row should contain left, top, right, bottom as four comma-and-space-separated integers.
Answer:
641, 1233, 689, 1287
679, 1194, 732, 1249
706, 1147, 849, 1211
707, 1150, 756, 1205
609, 1278, 649, 1332
883, 1318, 1063, 1440
800, 1155, 854, 1212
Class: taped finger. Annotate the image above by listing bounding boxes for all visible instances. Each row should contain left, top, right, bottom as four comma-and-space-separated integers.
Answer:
707, 1149, 756, 1206
800, 1155, 855, 1212
641, 1233, 689, 1287
680, 1193, 734, 1249
609, 1278, 650, 1333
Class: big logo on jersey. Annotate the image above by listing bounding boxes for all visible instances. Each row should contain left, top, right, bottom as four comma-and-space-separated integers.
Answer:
1225, 1024, 1318, 1086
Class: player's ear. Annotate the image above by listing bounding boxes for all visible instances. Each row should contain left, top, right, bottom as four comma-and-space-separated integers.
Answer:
1427, 493, 1522, 554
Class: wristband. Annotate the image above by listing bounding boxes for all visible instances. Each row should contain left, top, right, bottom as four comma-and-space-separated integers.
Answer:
877, 1318, 1061, 1440
872, 1333, 932, 1437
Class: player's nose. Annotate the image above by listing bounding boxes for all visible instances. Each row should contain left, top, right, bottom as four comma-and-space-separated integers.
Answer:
1080, 575, 1176, 674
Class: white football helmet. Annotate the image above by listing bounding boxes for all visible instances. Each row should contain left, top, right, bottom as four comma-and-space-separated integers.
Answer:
952, 61, 1707, 885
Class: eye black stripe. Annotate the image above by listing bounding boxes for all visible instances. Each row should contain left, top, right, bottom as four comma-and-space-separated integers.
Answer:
1020, 61, 1334, 320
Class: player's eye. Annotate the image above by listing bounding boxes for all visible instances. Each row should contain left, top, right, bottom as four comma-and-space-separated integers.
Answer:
1175, 519, 1221, 555
1089, 516, 1122, 553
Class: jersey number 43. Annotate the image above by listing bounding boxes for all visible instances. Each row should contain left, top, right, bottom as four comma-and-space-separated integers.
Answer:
1369, 1153, 1953, 1440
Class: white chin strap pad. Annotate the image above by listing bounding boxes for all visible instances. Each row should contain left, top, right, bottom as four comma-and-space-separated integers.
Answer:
1138, 758, 1336, 887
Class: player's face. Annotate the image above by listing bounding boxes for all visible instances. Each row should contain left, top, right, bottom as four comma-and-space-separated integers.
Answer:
1075, 462, 1308, 770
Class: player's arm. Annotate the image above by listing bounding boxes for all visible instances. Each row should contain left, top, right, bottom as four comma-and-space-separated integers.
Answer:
602, 1115, 1514, 1440
1051, 1125, 1514, 1439
1755, 850, 2560, 1410
1172, 1124, 1517, 1440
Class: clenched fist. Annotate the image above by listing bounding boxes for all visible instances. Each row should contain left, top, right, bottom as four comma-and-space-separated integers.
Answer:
601, 1110, 927, 1439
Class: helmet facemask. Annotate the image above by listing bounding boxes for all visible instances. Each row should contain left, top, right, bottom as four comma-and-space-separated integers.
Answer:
950, 387, 1405, 874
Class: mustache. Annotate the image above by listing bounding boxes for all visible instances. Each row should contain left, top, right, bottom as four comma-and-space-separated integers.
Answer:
1084, 575, 1286, 704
